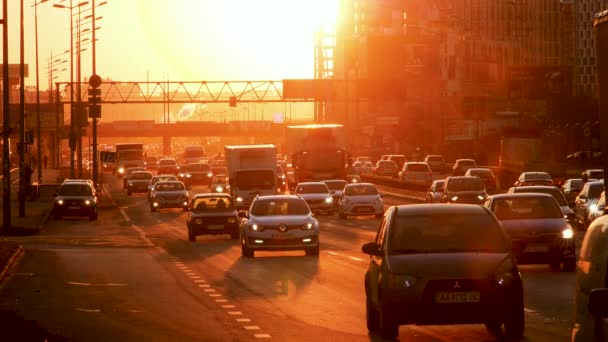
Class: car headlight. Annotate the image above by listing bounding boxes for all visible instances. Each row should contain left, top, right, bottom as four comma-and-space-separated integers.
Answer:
590, 204, 599, 213
279, 175, 286, 179
56, 199, 64, 205
236, 197, 243, 202
250, 224, 259, 231
128, 181, 133, 186
208, 172, 213, 177
495, 257, 517, 287
562, 227, 574, 239
84, 200, 91, 206
179, 173, 185, 177
194, 218, 203, 224
351, 178, 358, 183
118, 167, 125, 174
227, 217, 237, 224
186, 174, 192, 178
216, 186, 224, 192
451, 196, 459, 201
477, 194, 486, 201
387, 274, 417, 289
325, 197, 333, 204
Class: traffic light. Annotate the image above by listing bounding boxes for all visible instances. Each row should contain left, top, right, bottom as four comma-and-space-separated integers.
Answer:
88, 87, 101, 118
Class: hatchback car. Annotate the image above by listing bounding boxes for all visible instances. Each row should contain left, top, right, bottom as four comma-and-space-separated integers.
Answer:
507, 185, 574, 218
362, 204, 524, 340
574, 180, 605, 229
322, 179, 348, 208
485, 193, 576, 271
240, 195, 319, 257
425, 179, 445, 203
148, 175, 178, 203
465, 167, 499, 192
386, 154, 407, 170
123, 166, 146, 189
149, 180, 189, 212
53, 182, 98, 221
374, 160, 399, 177
338, 183, 384, 219
424, 154, 446, 173
399, 162, 433, 186
186, 193, 239, 241
294, 182, 334, 215
209, 175, 229, 193
353, 161, 374, 175
513, 171, 554, 187
442, 176, 487, 204
144, 156, 158, 171
561, 178, 586, 207
179, 162, 212, 186
126, 171, 152, 195
452, 159, 477, 176
157, 158, 179, 175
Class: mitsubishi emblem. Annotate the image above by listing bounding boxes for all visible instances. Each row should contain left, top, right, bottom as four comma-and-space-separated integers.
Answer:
453, 281, 461, 289
279, 224, 287, 232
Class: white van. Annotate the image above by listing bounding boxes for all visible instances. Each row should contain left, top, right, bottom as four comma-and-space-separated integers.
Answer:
572, 213, 608, 341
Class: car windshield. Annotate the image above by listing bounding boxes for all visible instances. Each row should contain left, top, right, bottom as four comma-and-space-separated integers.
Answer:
433, 182, 445, 192
152, 176, 176, 185
525, 173, 551, 180
212, 176, 227, 184
156, 183, 185, 191
187, 164, 210, 172
469, 169, 493, 177
191, 196, 234, 212
567, 179, 583, 191
58, 184, 92, 196
250, 198, 310, 216
379, 161, 397, 168
446, 178, 485, 191
491, 197, 563, 220
514, 187, 568, 206
324, 181, 347, 191
390, 156, 406, 165
346, 166, 358, 175
296, 184, 329, 194
127, 168, 145, 175
459, 160, 475, 167
389, 214, 507, 254
406, 164, 429, 172
427, 156, 443, 162
590, 171, 604, 179
131, 172, 152, 180
344, 185, 378, 196
212, 167, 226, 175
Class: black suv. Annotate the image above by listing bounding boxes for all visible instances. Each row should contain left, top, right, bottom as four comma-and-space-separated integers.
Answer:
442, 176, 488, 204
53, 181, 98, 220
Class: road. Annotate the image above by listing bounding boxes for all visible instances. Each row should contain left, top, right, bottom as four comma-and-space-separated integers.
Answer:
0, 172, 575, 341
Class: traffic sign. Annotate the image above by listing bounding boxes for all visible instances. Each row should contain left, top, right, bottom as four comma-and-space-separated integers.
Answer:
89, 74, 102, 88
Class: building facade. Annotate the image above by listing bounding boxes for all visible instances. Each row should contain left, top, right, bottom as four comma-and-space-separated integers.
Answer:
574, 0, 608, 96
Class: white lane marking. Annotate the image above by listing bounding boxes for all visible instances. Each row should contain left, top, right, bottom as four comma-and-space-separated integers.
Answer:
228, 311, 243, 315
129, 310, 145, 313
215, 299, 228, 303
68, 282, 91, 286
106, 188, 155, 247
348, 256, 365, 262
76, 308, 101, 313
244, 326, 260, 330
198, 284, 210, 288
204, 289, 216, 292
194, 280, 206, 283
254, 334, 271, 338
189, 276, 201, 279
14, 273, 34, 276
222, 305, 236, 308
67, 282, 127, 287
209, 294, 222, 297
236, 318, 251, 322
524, 308, 536, 313
328, 251, 339, 255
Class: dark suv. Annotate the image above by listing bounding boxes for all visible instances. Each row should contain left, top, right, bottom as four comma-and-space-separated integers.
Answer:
53, 181, 98, 220
442, 176, 488, 204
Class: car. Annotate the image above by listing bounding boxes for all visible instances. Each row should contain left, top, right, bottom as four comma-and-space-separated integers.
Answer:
209, 175, 229, 193
276, 165, 288, 192
157, 158, 179, 175
126, 171, 152, 196
513, 171, 554, 187
582, 168, 604, 180
239, 195, 320, 257
186, 193, 239, 241
293, 182, 334, 215
178, 162, 212, 186
441, 176, 487, 204
386, 154, 407, 169
399, 162, 433, 186
210, 166, 227, 178
560, 178, 586, 207
353, 161, 374, 175
506, 185, 574, 218
424, 154, 446, 173
355, 156, 372, 164
452, 158, 477, 176
123, 167, 146, 189
144, 156, 158, 171
464, 167, 499, 192
321, 179, 348, 208
52, 181, 98, 221
62, 178, 97, 196
425, 179, 445, 203
485, 193, 576, 271
148, 175, 178, 203
574, 180, 605, 229
345, 166, 361, 183
587, 191, 606, 224
149, 180, 189, 212
338, 182, 384, 219
572, 214, 608, 341
374, 160, 399, 177
362, 204, 524, 340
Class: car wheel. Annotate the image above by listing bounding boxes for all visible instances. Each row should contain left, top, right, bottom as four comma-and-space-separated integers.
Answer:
305, 245, 319, 256
549, 259, 561, 272
241, 244, 254, 258
504, 299, 524, 340
563, 258, 576, 272
366, 297, 380, 333
484, 321, 502, 338
379, 305, 399, 340
188, 228, 196, 242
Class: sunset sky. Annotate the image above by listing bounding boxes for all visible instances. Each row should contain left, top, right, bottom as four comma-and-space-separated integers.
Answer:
3, 0, 339, 89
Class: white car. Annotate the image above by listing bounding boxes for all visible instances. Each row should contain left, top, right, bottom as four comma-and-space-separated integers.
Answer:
294, 182, 334, 215
353, 161, 373, 175
399, 162, 433, 186
338, 183, 384, 219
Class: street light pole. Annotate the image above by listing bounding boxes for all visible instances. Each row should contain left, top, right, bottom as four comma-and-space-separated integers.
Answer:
91, 0, 98, 188
2, 0, 11, 229
33, 0, 48, 184
18, 0, 25, 217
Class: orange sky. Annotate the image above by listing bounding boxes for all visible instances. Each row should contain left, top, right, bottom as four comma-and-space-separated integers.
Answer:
2, 0, 339, 89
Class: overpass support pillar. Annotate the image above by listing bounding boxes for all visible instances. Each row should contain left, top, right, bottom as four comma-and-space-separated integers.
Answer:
163, 136, 171, 156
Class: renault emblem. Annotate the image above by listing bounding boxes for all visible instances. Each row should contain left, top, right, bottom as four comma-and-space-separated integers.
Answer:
279, 224, 287, 232
453, 281, 461, 289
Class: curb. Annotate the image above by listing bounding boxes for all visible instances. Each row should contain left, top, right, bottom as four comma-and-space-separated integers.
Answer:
0, 244, 23, 282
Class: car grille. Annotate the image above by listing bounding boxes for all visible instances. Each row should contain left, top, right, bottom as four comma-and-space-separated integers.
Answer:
250, 236, 317, 246
194, 216, 232, 225
66, 200, 86, 206
259, 224, 307, 231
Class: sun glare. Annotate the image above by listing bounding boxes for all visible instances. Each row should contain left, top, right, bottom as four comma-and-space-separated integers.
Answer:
135, 0, 339, 81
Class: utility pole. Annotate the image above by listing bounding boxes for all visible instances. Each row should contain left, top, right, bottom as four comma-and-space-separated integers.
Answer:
18, 0, 26, 217
2, 0, 11, 229
90, 0, 100, 189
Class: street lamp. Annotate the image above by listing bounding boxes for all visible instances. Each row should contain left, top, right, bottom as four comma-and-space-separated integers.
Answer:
32, 0, 49, 183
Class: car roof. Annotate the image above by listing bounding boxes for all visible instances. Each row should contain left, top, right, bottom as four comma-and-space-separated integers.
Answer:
193, 193, 231, 199
255, 194, 303, 201
456, 158, 475, 162
344, 182, 376, 188
131, 171, 151, 174
467, 167, 492, 172
447, 176, 479, 181
432, 179, 446, 184
152, 174, 177, 179
405, 162, 427, 165
297, 182, 327, 186
393, 204, 489, 217
520, 171, 551, 176
490, 193, 555, 200
511, 185, 558, 191
155, 180, 183, 185
322, 179, 347, 183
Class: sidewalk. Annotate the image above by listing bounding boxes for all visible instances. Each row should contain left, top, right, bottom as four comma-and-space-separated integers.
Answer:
0, 167, 71, 234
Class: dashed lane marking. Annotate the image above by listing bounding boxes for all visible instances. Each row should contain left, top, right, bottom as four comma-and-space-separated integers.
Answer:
67, 282, 127, 287
236, 318, 251, 322
254, 334, 271, 338
228, 311, 243, 315
244, 326, 261, 330
194, 280, 206, 283
222, 305, 236, 308
76, 308, 101, 313
215, 299, 228, 303
128, 310, 145, 313
204, 289, 216, 292
328, 251, 339, 255
209, 294, 222, 297
348, 256, 365, 262
198, 284, 210, 288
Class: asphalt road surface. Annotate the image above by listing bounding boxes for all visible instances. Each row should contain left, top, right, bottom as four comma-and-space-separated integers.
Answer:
0, 173, 575, 341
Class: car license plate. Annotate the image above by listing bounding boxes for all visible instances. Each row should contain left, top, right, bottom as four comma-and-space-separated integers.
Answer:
435, 291, 480, 304
68, 206, 81, 210
356, 207, 372, 213
524, 245, 549, 253
272, 233, 293, 240
208, 225, 224, 230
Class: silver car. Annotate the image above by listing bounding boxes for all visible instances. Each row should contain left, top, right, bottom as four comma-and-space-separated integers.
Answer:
425, 179, 445, 203
240, 195, 320, 257
338, 183, 384, 219
150, 180, 189, 212
294, 182, 334, 215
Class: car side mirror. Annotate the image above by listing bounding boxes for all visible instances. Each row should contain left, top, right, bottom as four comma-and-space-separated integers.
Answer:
589, 289, 608, 317
362, 242, 383, 256
238, 211, 248, 218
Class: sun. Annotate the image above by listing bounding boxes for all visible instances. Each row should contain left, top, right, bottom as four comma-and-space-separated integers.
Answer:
135, 0, 340, 80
